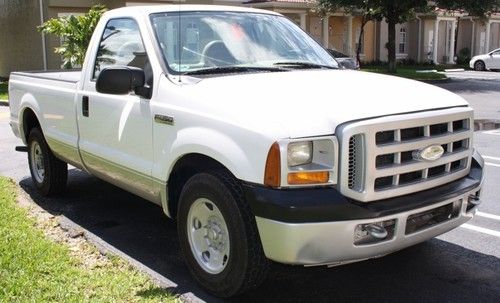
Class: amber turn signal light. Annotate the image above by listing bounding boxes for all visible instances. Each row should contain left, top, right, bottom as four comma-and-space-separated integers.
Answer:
288, 171, 329, 185
264, 142, 281, 187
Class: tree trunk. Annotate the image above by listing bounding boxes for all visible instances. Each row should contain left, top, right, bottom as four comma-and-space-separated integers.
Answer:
356, 17, 367, 69
387, 17, 397, 73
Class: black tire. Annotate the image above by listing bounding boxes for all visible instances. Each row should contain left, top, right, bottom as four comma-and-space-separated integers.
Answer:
474, 60, 486, 71
177, 171, 269, 297
27, 128, 67, 196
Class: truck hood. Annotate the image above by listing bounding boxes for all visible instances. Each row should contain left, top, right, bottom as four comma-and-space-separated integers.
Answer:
182, 69, 468, 138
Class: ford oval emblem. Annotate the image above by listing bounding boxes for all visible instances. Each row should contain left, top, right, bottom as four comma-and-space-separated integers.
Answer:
413, 145, 445, 162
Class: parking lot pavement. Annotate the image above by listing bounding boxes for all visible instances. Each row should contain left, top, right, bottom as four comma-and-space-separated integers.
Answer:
435, 74, 500, 122
1, 76, 500, 303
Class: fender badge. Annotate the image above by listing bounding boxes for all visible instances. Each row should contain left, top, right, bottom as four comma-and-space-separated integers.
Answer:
154, 114, 174, 125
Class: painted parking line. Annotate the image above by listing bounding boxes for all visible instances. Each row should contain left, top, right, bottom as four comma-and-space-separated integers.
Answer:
483, 155, 500, 162
476, 211, 500, 221
461, 224, 500, 238
482, 130, 500, 136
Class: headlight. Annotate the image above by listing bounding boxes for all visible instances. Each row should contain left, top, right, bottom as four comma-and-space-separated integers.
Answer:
264, 137, 338, 188
287, 141, 313, 167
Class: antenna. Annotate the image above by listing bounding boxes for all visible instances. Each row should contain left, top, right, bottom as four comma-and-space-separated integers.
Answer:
178, 0, 181, 83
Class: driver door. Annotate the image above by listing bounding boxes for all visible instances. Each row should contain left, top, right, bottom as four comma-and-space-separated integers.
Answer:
77, 18, 155, 200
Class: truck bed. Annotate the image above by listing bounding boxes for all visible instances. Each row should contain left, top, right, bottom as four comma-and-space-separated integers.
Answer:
11, 70, 81, 83
9, 69, 83, 170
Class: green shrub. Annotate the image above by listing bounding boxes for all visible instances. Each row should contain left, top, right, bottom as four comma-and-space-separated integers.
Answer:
38, 5, 107, 69
457, 47, 471, 65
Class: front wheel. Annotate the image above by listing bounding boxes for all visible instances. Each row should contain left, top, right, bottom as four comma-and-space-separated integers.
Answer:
27, 128, 67, 196
177, 171, 269, 297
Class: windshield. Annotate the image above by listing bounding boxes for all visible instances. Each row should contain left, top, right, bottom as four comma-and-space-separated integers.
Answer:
150, 11, 339, 74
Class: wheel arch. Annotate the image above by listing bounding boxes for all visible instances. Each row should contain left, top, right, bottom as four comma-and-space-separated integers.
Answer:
165, 153, 235, 219
20, 106, 42, 144
17, 92, 43, 144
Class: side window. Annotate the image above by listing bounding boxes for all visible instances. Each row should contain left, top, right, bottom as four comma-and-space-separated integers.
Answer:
93, 18, 148, 79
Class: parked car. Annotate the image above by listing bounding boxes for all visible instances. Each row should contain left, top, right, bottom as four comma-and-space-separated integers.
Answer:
9, 5, 484, 298
470, 48, 500, 71
327, 49, 359, 69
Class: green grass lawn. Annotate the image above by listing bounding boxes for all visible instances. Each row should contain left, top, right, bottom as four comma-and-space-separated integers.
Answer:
0, 82, 7, 100
0, 177, 178, 302
362, 67, 447, 81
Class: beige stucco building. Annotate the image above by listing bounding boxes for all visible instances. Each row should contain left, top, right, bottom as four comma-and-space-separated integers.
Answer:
1, 0, 500, 78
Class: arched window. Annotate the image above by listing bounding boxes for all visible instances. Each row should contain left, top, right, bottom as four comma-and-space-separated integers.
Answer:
399, 28, 407, 54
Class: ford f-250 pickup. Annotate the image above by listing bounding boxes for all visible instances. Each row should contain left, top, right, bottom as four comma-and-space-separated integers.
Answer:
9, 5, 484, 297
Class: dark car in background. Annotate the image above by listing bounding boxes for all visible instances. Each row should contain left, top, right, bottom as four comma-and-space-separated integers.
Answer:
328, 49, 359, 70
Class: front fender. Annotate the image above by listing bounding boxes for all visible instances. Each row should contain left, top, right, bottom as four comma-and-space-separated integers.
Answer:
156, 127, 269, 184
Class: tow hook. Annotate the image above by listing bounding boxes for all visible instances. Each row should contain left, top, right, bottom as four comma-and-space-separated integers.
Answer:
365, 224, 388, 239
468, 194, 481, 206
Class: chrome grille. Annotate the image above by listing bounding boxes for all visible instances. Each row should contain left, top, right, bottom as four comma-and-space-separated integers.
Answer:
347, 134, 364, 191
338, 108, 474, 202
348, 136, 356, 189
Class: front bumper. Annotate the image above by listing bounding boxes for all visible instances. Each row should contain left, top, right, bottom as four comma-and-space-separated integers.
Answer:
244, 154, 483, 266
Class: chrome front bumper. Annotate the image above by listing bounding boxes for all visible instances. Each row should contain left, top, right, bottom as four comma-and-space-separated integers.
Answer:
255, 185, 481, 266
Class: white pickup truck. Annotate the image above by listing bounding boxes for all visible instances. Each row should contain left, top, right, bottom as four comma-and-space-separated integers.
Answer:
9, 5, 484, 297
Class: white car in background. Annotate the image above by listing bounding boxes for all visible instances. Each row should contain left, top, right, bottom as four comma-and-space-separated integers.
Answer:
470, 48, 500, 71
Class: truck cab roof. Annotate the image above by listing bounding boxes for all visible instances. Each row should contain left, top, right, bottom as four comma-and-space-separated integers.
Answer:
103, 4, 281, 18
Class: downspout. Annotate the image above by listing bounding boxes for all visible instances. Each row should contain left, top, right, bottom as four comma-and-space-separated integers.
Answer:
416, 16, 422, 62
39, 0, 47, 70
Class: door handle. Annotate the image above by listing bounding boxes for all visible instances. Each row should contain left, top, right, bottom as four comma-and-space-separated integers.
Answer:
82, 96, 89, 117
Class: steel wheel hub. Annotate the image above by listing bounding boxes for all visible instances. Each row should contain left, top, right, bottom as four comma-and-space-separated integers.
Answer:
30, 142, 45, 183
187, 198, 230, 274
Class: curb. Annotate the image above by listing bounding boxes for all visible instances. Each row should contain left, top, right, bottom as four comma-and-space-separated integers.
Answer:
420, 78, 453, 84
415, 69, 438, 73
16, 188, 206, 303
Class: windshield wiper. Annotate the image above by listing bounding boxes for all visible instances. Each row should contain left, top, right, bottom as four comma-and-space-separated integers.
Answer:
183, 66, 286, 75
273, 62, 337, 69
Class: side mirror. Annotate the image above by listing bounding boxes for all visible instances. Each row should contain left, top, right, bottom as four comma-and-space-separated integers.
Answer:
96, 66, 151, 98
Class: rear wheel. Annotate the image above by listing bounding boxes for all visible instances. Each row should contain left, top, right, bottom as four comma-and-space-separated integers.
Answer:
474, 60, 486, 71
27, 128, 67, 196
177, 171, 269, 297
